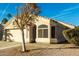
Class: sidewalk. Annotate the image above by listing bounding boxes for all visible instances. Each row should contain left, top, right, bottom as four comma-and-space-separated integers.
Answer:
0, 41, 20, 50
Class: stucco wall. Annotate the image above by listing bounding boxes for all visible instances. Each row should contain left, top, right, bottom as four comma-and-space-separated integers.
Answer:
5, 16, 75, 43
6, 29, 29, 43
36, 38, 50, 43
35, 16, 50, 43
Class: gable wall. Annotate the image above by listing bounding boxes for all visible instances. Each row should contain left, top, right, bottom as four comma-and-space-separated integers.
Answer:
4, 17, 16, 29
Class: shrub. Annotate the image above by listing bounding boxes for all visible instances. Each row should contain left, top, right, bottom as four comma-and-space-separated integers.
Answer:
63, 27, 79, 46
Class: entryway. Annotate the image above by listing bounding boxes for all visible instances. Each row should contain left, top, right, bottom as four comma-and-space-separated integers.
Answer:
32, 25, 36, 43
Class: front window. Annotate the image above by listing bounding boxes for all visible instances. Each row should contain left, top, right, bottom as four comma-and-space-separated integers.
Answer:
38, 25, 48, 38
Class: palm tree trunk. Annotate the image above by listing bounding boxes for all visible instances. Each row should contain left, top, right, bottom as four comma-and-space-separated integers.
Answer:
21, 29, 26, 52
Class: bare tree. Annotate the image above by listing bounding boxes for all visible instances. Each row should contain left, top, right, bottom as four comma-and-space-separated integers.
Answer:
15, 3, 39, 52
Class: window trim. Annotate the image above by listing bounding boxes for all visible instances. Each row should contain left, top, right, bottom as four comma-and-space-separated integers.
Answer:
38, 25, 48, 28
38, 25, 48, 38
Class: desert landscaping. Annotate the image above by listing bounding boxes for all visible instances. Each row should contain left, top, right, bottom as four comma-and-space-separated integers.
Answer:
0, 41, 79, 56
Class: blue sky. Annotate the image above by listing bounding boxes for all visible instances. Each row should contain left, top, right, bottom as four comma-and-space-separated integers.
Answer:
0, 3, 23, 22
37, 3, 79, 26
0, 3, 79, 26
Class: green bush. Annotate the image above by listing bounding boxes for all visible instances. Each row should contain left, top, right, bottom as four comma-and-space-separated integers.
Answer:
63, 27, 79, 45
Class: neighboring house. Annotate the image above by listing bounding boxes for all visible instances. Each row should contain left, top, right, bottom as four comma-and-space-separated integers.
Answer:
4, 16, 75, 43
0, 24, 4, 40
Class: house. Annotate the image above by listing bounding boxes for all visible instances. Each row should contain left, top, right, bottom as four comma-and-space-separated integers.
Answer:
4, 16, 75, 43
0, 24, 4, 40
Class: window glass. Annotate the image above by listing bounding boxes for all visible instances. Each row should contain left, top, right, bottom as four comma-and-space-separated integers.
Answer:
43, 29, 48, 38
38, 25, 48, 38
38, 29, 42, 38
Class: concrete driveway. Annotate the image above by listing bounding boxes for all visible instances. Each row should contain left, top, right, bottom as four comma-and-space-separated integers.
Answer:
0, 41, 20, 50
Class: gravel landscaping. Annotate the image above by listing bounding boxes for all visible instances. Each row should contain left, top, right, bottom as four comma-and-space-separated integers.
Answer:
0, 42, 79, 56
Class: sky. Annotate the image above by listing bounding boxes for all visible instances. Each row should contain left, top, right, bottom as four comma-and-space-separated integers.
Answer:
0, 3, 79, 26
0, 3, 23, 22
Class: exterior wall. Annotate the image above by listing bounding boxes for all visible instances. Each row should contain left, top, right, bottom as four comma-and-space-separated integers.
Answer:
35, 16, 50, 43
36, 38, 50, 43
6, 29, 29, 43
5, 16, 75, 43
50, 20, 69, 43
4, 17, 16, 29
5, 22, 14, 29
4, 17, 31, 43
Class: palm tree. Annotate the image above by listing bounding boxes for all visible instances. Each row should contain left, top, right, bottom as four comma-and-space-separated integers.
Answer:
4, 29, 13, 41
1, 13, 12, 41
1, 18, 8, 24
1, 13, 12, 24
7, 13, 12, 19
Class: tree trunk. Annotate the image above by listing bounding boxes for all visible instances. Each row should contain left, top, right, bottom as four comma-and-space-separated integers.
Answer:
21, 29, 26, 52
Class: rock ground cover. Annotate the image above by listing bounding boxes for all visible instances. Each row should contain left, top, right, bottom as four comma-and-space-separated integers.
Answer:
0, 42, 79, 56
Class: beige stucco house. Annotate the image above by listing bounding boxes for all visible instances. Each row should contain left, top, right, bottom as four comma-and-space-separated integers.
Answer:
4, 16, 75, 44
